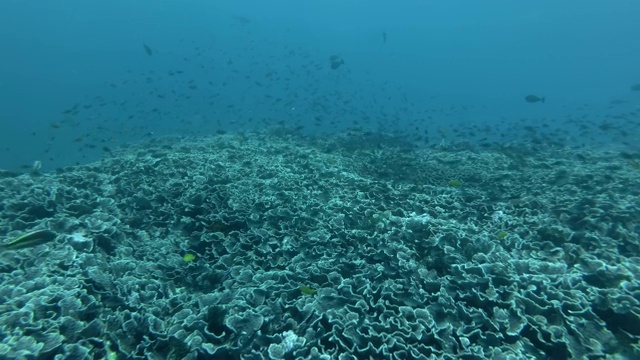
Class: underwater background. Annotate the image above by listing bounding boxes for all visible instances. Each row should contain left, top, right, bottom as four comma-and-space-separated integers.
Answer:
1, 0, 639, 169
1, 1, 640, 359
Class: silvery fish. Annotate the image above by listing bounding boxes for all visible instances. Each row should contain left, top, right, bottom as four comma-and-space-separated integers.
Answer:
1, 229, 57, 251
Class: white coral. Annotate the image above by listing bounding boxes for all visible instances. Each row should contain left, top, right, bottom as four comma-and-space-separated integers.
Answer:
281, 330, 304, 352
268, 331, 306, 360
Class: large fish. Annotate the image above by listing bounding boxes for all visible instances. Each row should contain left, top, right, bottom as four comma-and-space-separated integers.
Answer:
525, 95, 545, 103
1, 229, 57, 251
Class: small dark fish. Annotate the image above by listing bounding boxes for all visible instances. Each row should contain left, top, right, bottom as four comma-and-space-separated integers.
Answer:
609, 99, 627, 105
631, 83, 640, 91
382, 31, 387, 43
143, 43, 153, 56
525, 95, 545, 103
1, 229, 57, 251
222, 268, 232, 282
329, 55, 344, 70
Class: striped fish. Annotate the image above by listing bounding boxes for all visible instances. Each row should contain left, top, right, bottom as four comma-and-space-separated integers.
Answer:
1, 229, 57, 251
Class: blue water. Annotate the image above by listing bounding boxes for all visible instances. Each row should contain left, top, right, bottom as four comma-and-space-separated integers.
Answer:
1, 0, 639, 169
2, 2, 640, 359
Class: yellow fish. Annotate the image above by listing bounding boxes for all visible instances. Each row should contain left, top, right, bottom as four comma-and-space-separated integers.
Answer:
182, 253, 196, 262
299, 286, 316, 295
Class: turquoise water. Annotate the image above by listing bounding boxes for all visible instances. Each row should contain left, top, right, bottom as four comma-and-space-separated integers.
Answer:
1, 0, 639, 171
0, 1, 639, 359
